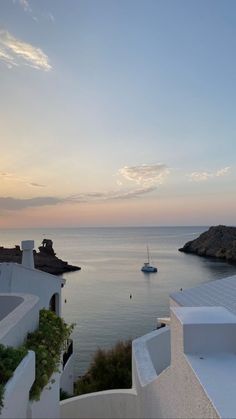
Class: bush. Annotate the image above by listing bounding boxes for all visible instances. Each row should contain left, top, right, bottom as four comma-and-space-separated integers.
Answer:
75, 340, 132, 396
0, 344, 27, 412
25, 309, 74, 401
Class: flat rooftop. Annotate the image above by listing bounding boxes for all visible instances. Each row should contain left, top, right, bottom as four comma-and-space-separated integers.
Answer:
0, 295, 24, 321
170, 275, 236, 315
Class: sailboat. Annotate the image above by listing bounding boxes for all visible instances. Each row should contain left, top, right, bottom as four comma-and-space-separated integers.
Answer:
141, 245, 158, 273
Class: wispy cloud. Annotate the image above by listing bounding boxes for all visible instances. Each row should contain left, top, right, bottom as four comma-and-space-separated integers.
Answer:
0, 172, 14, 179
0, 30, 51, 71
28, 182, 46, 188
47, 13, 55, 23
14, 1, 55, 23
69, 186, 157, 203
0, 163, 170, 211
215, 167, 231, 177
0, 196, 62, 211
0, 171, 46, 188
18, 0, 31, 12
188, 167, 231, 182
118, 164, 170, 186
0, 186, 158, 211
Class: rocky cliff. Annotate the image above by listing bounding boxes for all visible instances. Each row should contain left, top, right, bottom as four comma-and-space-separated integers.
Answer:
0, 239, 81, 275
179, 225, 236, 262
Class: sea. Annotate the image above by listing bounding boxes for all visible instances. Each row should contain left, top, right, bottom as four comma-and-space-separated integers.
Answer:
1, 226, 236, 378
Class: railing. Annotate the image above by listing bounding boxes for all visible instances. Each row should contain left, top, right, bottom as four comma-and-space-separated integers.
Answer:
63, 339, 73, 369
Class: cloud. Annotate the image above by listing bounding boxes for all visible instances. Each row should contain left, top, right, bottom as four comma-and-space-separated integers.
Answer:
0, 186, 157, 212
47, 13, 55, 23
0, 171, 46, 187
66, 163, 170, 206
0, 49, 16, 68
28, 182, 46, 188
189, 167, 231, 182
0, 30, 51, 71
0, 172, 14, 178
69, 186, 157, 203
189, 172, 212, 182
0, 163, 170, 211
216, 167, 231, 177
14, 1, 55, 23
118, 164, 170, 186
0, 197, 63, 211
18, 0, 31, 12
110, 186, 157, 200
25, 190, 158, 210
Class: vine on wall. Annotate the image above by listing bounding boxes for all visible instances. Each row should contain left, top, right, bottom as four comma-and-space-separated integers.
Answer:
25, 309, 74, 401
0, 309, 74, 410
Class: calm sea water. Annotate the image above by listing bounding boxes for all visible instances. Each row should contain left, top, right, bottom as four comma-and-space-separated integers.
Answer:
1, 226, 236, 377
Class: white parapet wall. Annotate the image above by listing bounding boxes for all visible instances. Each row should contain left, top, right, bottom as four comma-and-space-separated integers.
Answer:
146, 306, 236, 418
60, 305, 236, 419
60, 349, 75, 396
0, 293, 39, 347
1, 351, 35, 419
60, 389, 138, 419
60, 327, 171, 419
29, 372, 61, 419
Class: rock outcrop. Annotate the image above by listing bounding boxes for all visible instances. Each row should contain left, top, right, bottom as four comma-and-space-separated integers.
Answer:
0, 239, 81, 275
179, 225, 236, 262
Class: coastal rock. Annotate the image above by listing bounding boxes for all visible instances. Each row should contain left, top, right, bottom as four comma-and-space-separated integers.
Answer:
0, 239, 81, 275
179, 225, 236, 262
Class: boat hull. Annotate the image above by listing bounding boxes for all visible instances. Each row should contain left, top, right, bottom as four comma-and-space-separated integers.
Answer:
141, 266, 158, 273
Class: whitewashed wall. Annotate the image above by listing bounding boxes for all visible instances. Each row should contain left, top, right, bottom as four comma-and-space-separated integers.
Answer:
0, 262, 67, 419
60, 389, 138, 419
60, 327, 170, 419
60, 351, 75, 395
0, 293, 39, 347
0, 263, 63, 314
30, 372, 60, 419
60, 305, 233, 419
1, 351, 35, 419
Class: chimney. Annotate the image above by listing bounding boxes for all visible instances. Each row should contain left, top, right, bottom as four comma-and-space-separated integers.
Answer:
21, 240, 35, 269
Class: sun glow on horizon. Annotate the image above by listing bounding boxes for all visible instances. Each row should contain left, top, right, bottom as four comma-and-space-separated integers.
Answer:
0, 0, 235, 227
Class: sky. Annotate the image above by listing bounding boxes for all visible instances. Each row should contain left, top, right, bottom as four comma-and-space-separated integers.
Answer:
0, 0, 235, 227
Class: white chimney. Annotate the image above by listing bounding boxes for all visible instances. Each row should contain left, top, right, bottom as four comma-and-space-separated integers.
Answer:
21, 240, 35, 269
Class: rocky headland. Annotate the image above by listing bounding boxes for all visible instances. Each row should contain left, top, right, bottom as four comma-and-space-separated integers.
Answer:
0, 239, 81, 275
179, 225, 236, 262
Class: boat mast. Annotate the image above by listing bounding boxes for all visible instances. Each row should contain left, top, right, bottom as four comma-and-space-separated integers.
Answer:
147, 245, 150, 264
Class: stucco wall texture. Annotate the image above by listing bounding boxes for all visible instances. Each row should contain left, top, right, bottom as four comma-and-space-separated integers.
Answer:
60, 306, 225, 419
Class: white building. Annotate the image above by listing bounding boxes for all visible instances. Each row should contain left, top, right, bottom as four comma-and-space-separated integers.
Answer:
61, 275, 236, 419
1, 240, 236, 418
0, 240, 74, 419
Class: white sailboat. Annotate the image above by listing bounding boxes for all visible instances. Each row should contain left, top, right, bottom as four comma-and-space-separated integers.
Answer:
141, 245, 158, 273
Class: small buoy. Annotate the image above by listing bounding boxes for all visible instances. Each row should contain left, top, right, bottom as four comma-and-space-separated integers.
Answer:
130, 294, 132, 299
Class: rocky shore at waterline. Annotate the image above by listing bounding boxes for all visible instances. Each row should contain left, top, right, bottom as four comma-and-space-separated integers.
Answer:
0, 239, 81, 275
179, 225, 236, 262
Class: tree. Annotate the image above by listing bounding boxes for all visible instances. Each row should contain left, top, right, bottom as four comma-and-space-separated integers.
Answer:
75, 340, 132, 396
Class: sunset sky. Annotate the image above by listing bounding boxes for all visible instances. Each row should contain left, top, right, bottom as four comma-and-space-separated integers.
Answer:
0, 0, 235, 227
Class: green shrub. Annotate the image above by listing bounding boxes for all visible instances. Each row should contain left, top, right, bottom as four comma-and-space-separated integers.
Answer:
25, 309, 74, 401
75, 340, 132, 396
0, 344, 27, 412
